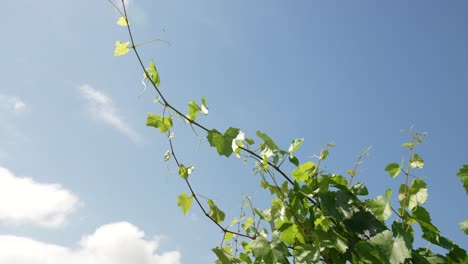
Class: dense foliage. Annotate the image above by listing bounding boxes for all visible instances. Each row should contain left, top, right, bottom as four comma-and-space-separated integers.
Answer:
109, 1, 468, 263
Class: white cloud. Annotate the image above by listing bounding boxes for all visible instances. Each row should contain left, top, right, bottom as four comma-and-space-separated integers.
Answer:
0, 166, 78, 228
79, 84, 143, 144
0, 222, 181, 264
0, 95, 26, 113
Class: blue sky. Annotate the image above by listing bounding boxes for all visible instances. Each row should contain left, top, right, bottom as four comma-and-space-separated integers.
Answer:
0, 0, 467, 263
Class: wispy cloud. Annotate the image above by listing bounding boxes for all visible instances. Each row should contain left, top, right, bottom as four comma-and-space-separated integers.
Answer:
0, 166, 79, 228
79, 84, 143, 144
0, 222, 181, 264
0, 95, 26, 113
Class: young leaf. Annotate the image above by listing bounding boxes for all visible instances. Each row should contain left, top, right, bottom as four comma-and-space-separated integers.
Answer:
146, 113, 172, 133
212, 247, 241, 264
177, 192, 193, 215
116, 16, 128, 26
179, 164, 190, 180
163, 150, 171, 161
410, 153, 424, 169
385, 163, 401, 178
145, 60, 160, 87
320, 148, 329, 160
288, 138, 304, 154
406, 179, 428, 210
456, 164, 468, 195
365, 196, 392, 222
187, 101, 201, 121
460, 219, 468, 235
207, 128, 240, 157
292, 162, 315, 182
114, 41, 130, 56
201, 96, 209, 115
207, 200, 225, 223
401, 142, 415, 148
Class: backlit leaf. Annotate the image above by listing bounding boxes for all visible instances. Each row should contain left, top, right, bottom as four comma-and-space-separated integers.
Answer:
365, 195, 391, 222
385, 163, 401, 178
177, 192, 193, 215
114, 41, 130, 56
410, 153, 424, 169
145, 60, 160, 87
292, 162, 315, 182
456, 164, 468, 195
117, 16, 128, 26
208, 200, 225, 223
146, 113, 172, 133
207, 128, 240, 157
460, 219, 468, 235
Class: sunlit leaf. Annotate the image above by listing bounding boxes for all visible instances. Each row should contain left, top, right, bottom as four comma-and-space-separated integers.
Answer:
385, 163, 401, 178
201, 96, 209, 115
144, 60, 160, 87
460, 219, 468, 235
114, 41, 130, 56
288, 138, 303, 154
208, 200, 225, 223
456, 164, 468, 195
292, 162, 315, 182
212, 247, 241, 264
365, 195, 391, 221
401, 142, 415, 148
146, 113, 172, 133
410, 153, 424, 169
177, 192, 193, 215
117, 16, 128, 26
163, 150, 171, 161
187, 101, 201, 121
207, 128, 240, 157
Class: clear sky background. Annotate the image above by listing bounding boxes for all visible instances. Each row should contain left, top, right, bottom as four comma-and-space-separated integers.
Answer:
0, 0, 467, 263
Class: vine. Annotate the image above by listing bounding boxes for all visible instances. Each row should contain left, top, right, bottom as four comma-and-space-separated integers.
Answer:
109, 1, 468, 263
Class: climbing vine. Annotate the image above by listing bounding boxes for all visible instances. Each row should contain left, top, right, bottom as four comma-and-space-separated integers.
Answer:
109, 1, 468, 263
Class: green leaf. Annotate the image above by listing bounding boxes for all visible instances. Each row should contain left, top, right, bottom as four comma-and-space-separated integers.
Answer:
201, 96, 209, 115
412, 249, 447, 264
146, 113, 172, 133
351, 182, 369, 196
385, 163, 401, 178
294, 244, 320, 264
461, 220, 468, 235
288, 138, 304, 154
145, 60, 160, 87
365, 195, 392, 222
207, 200, 225, 223
223, 232, 234, 242
250, 236, 271, 261
207, 128, 240, 157
407, 179, 428, 210
178, 164, 193, 180
116, 16, 128, 26
212, 247, 241, 264
346, 169, 356, 177
456, 164, 468, 195
177, 193, 193, 215
256, 131, 279, 157
412, 206, 440, 236
243, 217, 254, 231
410, 153, 424, 169
187, 101, 201, 121
368, 229, 412, 264
320, 148, 329, 160
401, 142, 415, 148
289, 155, 299, 166
163, 150, 171, 161
114, 41, 130, 56
292, 161, 315, 182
